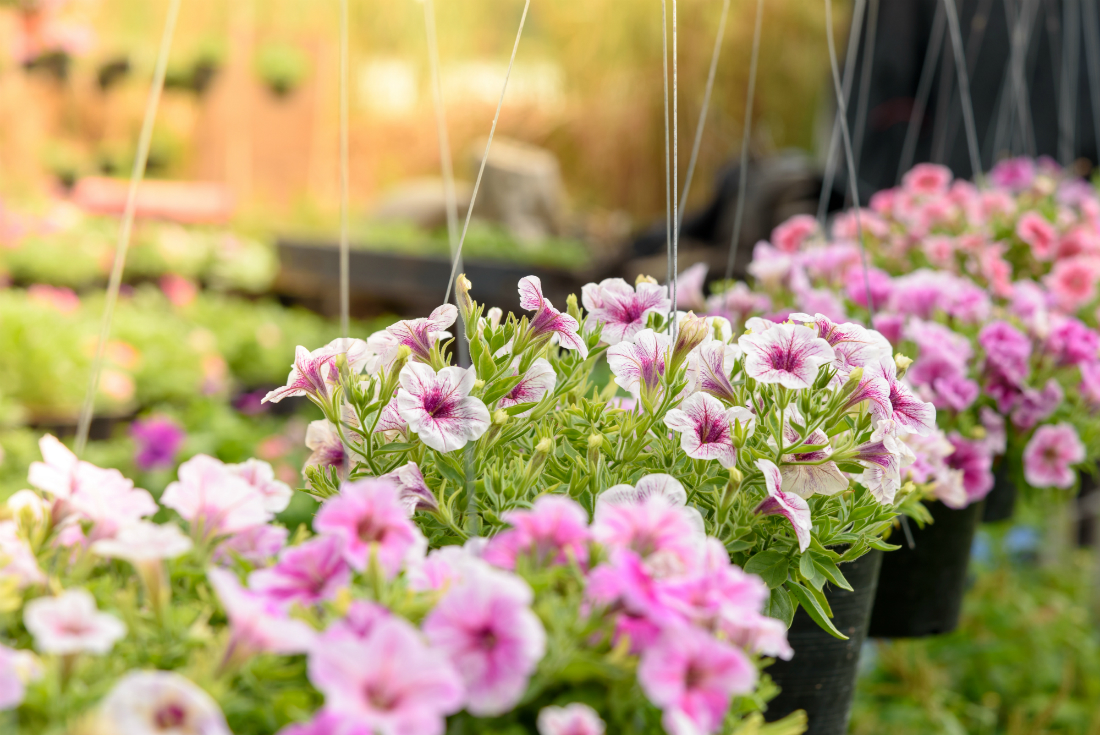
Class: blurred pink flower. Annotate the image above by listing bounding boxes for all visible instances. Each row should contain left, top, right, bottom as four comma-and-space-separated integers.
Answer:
520, 276, 588, 357
1016, 211, 1057, 259
278, 710, 370, 735
162, 455, 271, 539
771, 214, 819, 253
314, 478, 426, 576
1023, 423, 1085, 489
214, 524, 288, 566
207, 567, 315, 657
1044, 256, 1100, 312
130, 416, 185, 472
753, 459, 812, 552
946, 433, 994, 503
675, 263, 709, 311
228, 458, 293, 514
902, 163, 953, 195
483, 495, 590, 571
738, 322, 833, 390
380, 461, 438, 516
1011, 379, 1063, 430
160, 273, 199, 307
396, 363, 490, 453
582, 278, 670, 345
249, 535, 350, 607
304, 420, 347, 482
0, 521, 44, 587
100, 671, 230, 735
592, 492, 703, 574
537, 703, 606, 735
990, 157, 1036, 191
24, 589, 126, 655
0, 645, 33, 711
27, 284, 79, 314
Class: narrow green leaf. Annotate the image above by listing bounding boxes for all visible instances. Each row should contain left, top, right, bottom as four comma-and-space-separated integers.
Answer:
810, 552, 852, 591
375, 442, 415, 454
787, 582, 848, 640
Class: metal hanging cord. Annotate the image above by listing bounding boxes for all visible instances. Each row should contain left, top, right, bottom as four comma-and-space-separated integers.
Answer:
897, 1, 946, 183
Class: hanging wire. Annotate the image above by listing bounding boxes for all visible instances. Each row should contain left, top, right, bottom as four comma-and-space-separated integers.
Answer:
339, 0, 350, 337
676, 0, 731, 239
850, 0, 879, 175
1082, 0, 1100, 159
897, 1, 946, 183
930, 25, 955, 163
1058, 0, 1080, 166
942, 0, 994, 165
723, 0, 764, 283
442, 0, 532, 306
670, 0, 679, 328
942, 0, 985, 181
816, 0, 867, 227
75, 0, 182, 456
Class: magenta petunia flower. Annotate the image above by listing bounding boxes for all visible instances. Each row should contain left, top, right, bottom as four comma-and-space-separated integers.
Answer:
308, 615, 463, 734
483, 495, 590, 571
422, 566, 546, 716
162, 455, 271, 539
130, 416, 185, 471
367, 305, 457, 369
738, 321, 834, 389
685, 341, 740, 404
248, 535, 350, 607
664, 393, 755, 469
313, 477, 426, 576
537, 703, 606, 735
1047, 315, 1100, 366
519, 276, 588, 357
946, 433, 995, 502
753, 459, 812, 552
379, 461, 438, 516
1023, 423, 1085, 489
607, 329, 671, 398
706, 282, 771, 325
396, 363, 490, 453
582, 278, 671, 345
1011, 379, 1063, 430
263, 338, 370, 405
1044, 256, 1100, 313
498, 357, 557, 414
978, 321, 1032, 385
207, 567, 315, 657
990, 157, 1036, 191
637, 624, 756, 735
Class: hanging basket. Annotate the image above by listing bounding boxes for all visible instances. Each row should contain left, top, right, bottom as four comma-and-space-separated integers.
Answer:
764, 550, 883, 735
982, 461, 1017, 523
868, 500, 983, 638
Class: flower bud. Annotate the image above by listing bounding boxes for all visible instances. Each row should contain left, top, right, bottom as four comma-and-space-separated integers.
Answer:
894, 353, 913, 378
493, 409, 509, 426
669, 312, 709, 375
535, 436, 554, 454
456, 273, 476, 328
566, 293, 582, 322
636, 274, 658, 286
587, 433, 603, 450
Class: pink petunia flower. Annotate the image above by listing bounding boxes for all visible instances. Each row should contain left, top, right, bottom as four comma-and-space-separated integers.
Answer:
228, 458, 293, 514
207, 567, 316, 657
423, 565, 547, 716
366, 305, 457, 369
706, 281, 771, 326
380, 461, 438, 516
674, 262, 709, 312
214, 524, 288, 567
845, 266, 894, 312
278, 710, 370, 735
1044, 256, 1100, 312
100, 671, 231, 735
592, 490, 705, 574
946, 433, 995, 502
161, 455, 271, 539
396, 363, 490, 453
321, 600, 392, 643
582, 278, 671, 345
313, 477, 426, 576
1047, 316, 1100, 366
498, 357, 557, 414
978, 321, 1032, 385
853, 420, 916, 504
1016, 211, 1058, 259
308, 615, 463, 735
0, 645, 38, 712
1011, 379, 1063, 430
23, 589, 126, 655
519, 276, 588, 357
753, 459, 812, 552
1023, 423, 1085, 489
637, 624, 757, 735
483, 495, 590, 571
537, 703, 606, 735
738, 321, 834, 390
664, 393, 755, 469
606, 329, 671, 398
0, 522, 44, 587
990, 157, 1036, 191
902, 163, 953, 195
249, 535, 350, 607
407, 543, 488, 592
771, 214, 819, 253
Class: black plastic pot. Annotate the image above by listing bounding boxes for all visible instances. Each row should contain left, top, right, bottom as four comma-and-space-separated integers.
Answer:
868, 500, 982, 638
765, 550, 883, 735
982, 462, 1017, 523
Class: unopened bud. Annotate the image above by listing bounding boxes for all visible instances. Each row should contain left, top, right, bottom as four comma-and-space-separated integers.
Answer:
566, 293, 582, 322
535, 437, 554, 454
493, 409, 509, 426
587, 433, 603, 450
846, 366, 864, 385
456, 274, 476, 325
670, 312, 710, 375
474, 379, 485, 390
894, 353, 913, 378
635, 274, 658, 286
486, 307, 503, 329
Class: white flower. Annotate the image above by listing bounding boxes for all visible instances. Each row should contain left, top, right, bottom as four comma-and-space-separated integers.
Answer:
161, 455, 271, 538
100, 670, 231, 735
24, 589, 126, 655
91, 522, 193, 563
228, 458, 293, 514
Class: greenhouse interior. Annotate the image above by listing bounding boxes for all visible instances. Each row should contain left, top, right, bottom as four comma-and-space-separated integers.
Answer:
0, 0, 1099, 733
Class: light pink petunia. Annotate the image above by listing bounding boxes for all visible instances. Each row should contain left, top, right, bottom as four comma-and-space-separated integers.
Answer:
537, 703, 606, 735
1023, 423, 1085, 489
308, 615, 463, 735
380, 461, 438, 516
498, 357, 557, 414
664, 393, 755, 469
313, 477, 426, 576
519, 276, 589, 357
367, 305, 457, 369
278, 710, 370, 735
23, 589, 126, 656
1044, 256, 1100, 312
582, 278, 671, 345
606, 329, 671, 397
100, 671, 231, 735
248, 535, 350, 607
902, 163, 953, 195
214, 524, 288, 567
91, 521, 193, 564
738, 322, 834, 389
263, 338, 368, 404
396, 363, 490, 453
1016, 210, 1058, 259
637, 624, 757, 735
592, 493, 704, 575
161, 455, 271, 539
674, 262, 709, 311
407, 543, 489, 592
320, 600, 392, 643
771, 214, 819, 253
0, 645, 37, 711
207, 567, 316, 656
423, 565, 547, 716
0, 521, 44, 587
228, 458, 293, 514
685, 341, 741, 404
27, 434, 81, 500
483, 495, 590, 571
753, 459, 812, 552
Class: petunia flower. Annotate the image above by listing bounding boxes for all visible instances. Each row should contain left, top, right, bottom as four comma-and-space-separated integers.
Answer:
753, 459, 812, 552
498, 357, 557, 414
607, 329, 671, 399
304, 419, 347, 484
228, 458, 293, 514
366, 305, 457, 369
519, 276, 588, 357
0, 645, 40, 712
674, 262, 709, 312
214, 524, 288, 567
407, 543, 490, 592
592, 492, 704, 576
637, 624, 756, 735
422, 565, 547, 716
853, 420, 916, 504
130, 416, 185, 472
537, 703, 606, 735
313, 478, 426, 576
946, 433, 995, 502
778, 425, 848, 499
396, 363, 490, 453
277, 709, 371, 735
91, 521, 192, 563
0, 521, 44, 587
263, 338, 369, 405
379, 461, 438, 516
664, 393, 755, 469
207, 567, 316, 658
1011, 379, 1063, 430
582, 278, 671, 345
685, 341, 741, 404
100, 670, 231, 735
738, 322, 834, 389
249, 535, 350, 607
24, 589, 126, 656
865, 356, 937, 436
483, 495, 590, 571
161, 455, 271, 539
308, 615, 463, 734
788, 312, 892, 378
1023, 423, 1085, 489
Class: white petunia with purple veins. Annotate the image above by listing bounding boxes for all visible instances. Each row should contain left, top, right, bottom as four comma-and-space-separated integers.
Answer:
607, 329, 671, 398
789, 312, 893, 378
396, 363, 491, 453
519, 276, 588, 357
582, 277, 671, 345
367, 304, 457, 369
498, 357, 557, 415
738, 322, 834, 390
685, 340, 741, 404
263, 338, 369, 404
865, 356, 937, 436
753, 459, 812, 553
664, 393, 755, 469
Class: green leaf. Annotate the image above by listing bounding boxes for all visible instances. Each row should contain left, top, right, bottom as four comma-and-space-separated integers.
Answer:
503, 402, 538, 416
787, 582, 848, 640
835, 461, 866, 474
798, 552, 826, 591
810, 552, 852, 591
764, 586, 795, 627
867, 537, 902, 552
375, 442, 415, 454
744, 550, 789, 589
482, 375, 524, 404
